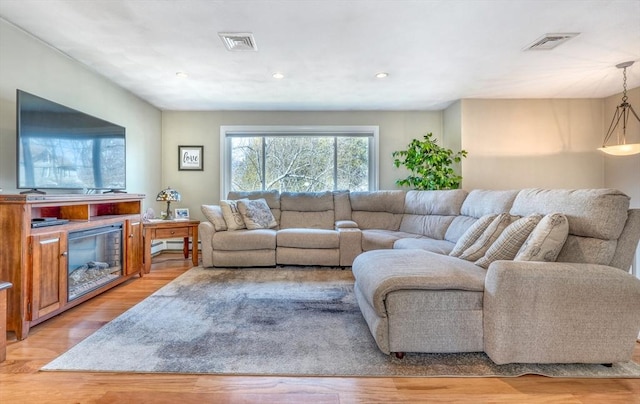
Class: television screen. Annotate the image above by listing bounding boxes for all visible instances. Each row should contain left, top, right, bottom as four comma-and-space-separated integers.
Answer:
17, 90, 126, 191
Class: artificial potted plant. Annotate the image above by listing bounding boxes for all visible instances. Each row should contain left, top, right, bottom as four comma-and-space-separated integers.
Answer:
392, 132, 467, 190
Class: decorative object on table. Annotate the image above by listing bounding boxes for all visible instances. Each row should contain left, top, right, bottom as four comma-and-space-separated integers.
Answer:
178, 145, 204, 170
598, 61, 640, 156
392, 132, 467, 190
156, 187, 181, 220
174, 208, 190, 219
142, 208, 156, 222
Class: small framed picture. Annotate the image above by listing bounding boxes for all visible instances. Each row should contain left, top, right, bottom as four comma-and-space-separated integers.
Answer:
175, 208, 190, 219
178, 145, 203, 171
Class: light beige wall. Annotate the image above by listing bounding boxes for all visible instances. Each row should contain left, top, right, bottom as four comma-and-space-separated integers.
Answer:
460, 98, 604, 190
161, 111, 441, 220
602, 86, 640, 276
0, 19, 162, 205
443, 100, 463, 175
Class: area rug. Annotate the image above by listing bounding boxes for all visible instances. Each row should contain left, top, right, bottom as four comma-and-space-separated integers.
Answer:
42, 266, 640, 378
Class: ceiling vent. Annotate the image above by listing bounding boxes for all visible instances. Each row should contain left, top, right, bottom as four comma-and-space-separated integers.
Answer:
219, 32, 258, 51
524, 33, 579, 51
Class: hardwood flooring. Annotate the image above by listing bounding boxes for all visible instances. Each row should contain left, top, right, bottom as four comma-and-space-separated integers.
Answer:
1, 252, 639, 403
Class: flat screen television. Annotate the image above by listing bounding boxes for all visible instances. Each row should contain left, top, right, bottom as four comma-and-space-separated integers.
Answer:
17, 90, 126, 192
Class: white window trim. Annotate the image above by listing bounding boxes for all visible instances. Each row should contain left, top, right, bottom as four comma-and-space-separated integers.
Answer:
220, 125, 379, 198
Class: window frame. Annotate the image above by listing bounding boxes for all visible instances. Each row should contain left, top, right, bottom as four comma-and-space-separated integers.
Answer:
220, 125, 379, 197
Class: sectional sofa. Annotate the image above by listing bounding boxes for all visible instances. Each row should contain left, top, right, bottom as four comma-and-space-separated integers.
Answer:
199, 188, 640, 365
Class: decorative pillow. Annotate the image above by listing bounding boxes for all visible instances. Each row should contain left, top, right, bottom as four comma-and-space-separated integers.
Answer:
474, 214, 543, 269
219, 199, 247, 231
449, 214, 497, 257
201, 204, 228, 231
459, 213, 514, 262
515, 213, 569, 262
237, 198, 278, 230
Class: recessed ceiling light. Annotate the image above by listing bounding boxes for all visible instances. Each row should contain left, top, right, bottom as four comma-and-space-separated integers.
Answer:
272, 72, 285, 79
176, 72, 188, 78
375, 72, 389, 79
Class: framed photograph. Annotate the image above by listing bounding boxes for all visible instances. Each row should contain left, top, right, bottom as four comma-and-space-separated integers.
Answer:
178, 145, 203, 171
175, 208, 190, 219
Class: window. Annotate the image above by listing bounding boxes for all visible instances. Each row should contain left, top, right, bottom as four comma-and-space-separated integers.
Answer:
221, 126, 378, 196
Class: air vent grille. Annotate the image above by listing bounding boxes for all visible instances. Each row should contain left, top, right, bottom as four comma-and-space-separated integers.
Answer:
525, 33, 579, 51
219, 33, 258, 51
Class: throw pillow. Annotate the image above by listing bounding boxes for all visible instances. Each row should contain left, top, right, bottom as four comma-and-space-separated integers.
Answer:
237, 198, 278, 230
515, 213, 569, 262
201, 204, 228, 231
459, 213, 514, 262
219, 199, 247, 231
474, 214, 543, 269
449, 214, 497, 257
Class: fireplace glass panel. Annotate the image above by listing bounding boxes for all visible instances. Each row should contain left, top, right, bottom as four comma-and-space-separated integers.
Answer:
67, 224, 123, 301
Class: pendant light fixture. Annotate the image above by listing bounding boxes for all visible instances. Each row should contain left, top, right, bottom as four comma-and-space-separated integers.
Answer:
598, 61, 640, 156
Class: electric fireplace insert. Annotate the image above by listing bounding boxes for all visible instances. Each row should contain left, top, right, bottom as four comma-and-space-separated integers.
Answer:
67, 224, 123, 301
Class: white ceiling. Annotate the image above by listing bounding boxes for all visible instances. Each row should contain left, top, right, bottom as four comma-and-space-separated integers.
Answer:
1, 0, 639, 111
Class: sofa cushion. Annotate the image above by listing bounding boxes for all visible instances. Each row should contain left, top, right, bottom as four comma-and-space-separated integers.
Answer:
399, 215, 456, 240
228, 190, 281, 224
220, 199, 247, 230
361, 229, 421, 251
460, 190, 519, 218
280, 210, 335, 230
399, 189, 464, 239
515, 213, 569, 262
352, 249, 487, 316
237, 198, 278, 230
444, 215, 477, 243
280, 191, 334, 211
212, 229, 276, 251
350, 191, 405, 230
556, 236, 617, 265
350, 190, 406, 213
403, 189, 467, 216
277, 228, 339, 249
393, 238, 455, 255
201, 204, 227, 231
510, 188, 629, 240
475, 214, 542, 269
279, 191, 335, 229
352, 211, 404, 231
449, 214, 497, 257
333, 190, 352, 221
459, 213, 513, 262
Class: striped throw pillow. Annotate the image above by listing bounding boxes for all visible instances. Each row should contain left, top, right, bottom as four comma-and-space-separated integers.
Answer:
449, 214, 497, 257
475, 214, 543, 269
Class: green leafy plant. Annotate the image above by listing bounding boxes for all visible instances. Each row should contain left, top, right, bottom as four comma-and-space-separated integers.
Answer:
392, 133, 467, 190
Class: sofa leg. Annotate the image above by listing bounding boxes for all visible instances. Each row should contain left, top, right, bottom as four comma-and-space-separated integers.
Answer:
394, 352, 405, 359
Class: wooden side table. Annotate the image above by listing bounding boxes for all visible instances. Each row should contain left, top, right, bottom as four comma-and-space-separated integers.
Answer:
143, 220, 200, 274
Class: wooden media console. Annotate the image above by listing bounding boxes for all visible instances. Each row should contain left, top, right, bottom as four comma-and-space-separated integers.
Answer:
0, 193, 145, 340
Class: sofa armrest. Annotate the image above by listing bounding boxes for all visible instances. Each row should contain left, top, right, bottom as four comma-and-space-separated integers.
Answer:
337, 227, 362, 266
484, 260, 640, 364
336, 220, 358, 229
198, 221, 216, 267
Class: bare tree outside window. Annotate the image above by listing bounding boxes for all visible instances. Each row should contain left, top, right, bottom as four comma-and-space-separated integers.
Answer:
229, 133, 371, 193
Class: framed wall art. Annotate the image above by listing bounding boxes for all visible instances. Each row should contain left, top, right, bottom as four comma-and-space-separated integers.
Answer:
178, 145, 204, 171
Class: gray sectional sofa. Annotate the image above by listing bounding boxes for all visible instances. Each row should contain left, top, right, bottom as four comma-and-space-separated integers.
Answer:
199, 188, 640, 365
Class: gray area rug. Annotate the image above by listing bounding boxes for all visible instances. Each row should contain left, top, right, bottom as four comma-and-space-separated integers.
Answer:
43, 267, 640, 378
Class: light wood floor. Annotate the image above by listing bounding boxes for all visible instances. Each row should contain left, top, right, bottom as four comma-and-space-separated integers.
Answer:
2, 253, 639, 404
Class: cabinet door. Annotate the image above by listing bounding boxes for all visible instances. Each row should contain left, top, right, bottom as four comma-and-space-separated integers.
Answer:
125, 220, 143, 275
30, 232, 67, 321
